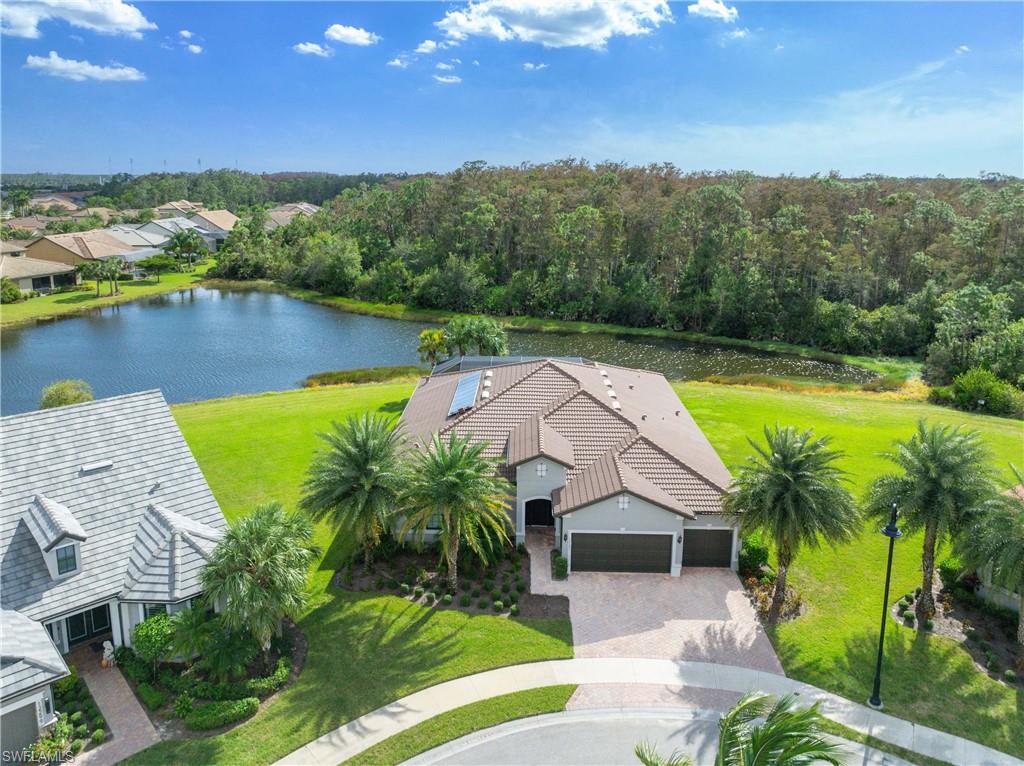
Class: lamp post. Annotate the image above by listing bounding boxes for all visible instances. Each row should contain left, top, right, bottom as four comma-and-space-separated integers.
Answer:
868, 501, 902, 710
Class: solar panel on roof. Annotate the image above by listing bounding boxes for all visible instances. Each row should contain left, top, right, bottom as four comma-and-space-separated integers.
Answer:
447, 371, 482, 416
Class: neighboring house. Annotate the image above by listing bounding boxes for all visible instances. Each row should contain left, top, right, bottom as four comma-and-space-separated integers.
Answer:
399, 357, 737, 575
1, 240, 28, 257
69, 207, 116, 223
25, 231, 134, 267
28, 196, 79, 212
0, 255, 78, 293
137, 217, 215, 251
188, 210, 238, 248
264, 202, 320, 231
4, 216, 66, 237
977, 484, 1023, 614
0, 391, 228, 665
154, 200, 205, 218
0, 610, 70, 757
105, 224, 170, 250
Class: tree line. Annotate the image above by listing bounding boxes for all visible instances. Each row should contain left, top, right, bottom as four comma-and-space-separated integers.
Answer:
207, 161, 1023, 385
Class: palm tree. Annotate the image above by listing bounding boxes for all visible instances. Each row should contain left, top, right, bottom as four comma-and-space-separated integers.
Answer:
169, 605, 211, 668
163, 229, 206, 271
300, 414, 405, 570
399, 433, 513, 590
443, 316, 474, 356
75, 261, 103, 297
417, 328, 448, 367
723, 425, 860, 623
957, 466, 1024, 646
100, 257, 124, 296
635, 692, 843, 766
865, 420, 996, 619
201, 502, 320, 662
468, 316, 509, 355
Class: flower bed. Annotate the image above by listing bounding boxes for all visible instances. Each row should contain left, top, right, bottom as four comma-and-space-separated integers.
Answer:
31, 664, 110, 759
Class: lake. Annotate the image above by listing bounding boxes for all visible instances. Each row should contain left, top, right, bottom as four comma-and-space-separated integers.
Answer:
0, 287, 873, 415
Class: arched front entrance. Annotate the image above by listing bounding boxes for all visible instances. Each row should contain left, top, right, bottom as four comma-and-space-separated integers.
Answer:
525, 498, 554, 527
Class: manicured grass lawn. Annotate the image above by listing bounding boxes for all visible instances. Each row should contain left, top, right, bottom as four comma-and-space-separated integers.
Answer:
0, 262, 213, 327
125, 386, 572, 766
345, 685, 577, 766
675, 383, 1023, 757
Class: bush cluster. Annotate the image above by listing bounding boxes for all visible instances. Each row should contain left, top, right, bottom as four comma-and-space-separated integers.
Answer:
184, 697, 259, 731
738, 533, 770, 577
137, 683, 166, 711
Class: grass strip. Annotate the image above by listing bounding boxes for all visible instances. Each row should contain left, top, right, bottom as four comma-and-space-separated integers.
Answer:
819, 718, 954, 766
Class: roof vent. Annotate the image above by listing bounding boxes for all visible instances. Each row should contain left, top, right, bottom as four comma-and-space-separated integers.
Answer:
612, 401, 622, 410
629, 384, 635, 389
80, 460, 113, 475
483, 379, 492, 388
604, 379, 612, 387
481, 390, 491, 398
600, 370, 608, 377
607, 390, 617, 398
484, 370, 493, 378
675, 410, 680, 416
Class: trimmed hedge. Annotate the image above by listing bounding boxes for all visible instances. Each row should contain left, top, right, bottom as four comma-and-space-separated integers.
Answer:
137, 683, 167, 710
184, 697, 259, 731
161, 657, 291, 702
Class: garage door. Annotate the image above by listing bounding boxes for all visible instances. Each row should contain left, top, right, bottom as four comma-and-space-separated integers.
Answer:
570, 533, 672, 573
682, 529, 733, 567
1, 702, 39, 758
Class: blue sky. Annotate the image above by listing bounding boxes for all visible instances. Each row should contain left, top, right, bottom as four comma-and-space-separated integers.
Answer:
2, 1, 1021, 177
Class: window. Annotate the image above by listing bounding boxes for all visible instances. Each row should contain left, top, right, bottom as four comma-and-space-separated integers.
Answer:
55, 545, 77, 575
617, 495, 630, 511
536, 462, 548, 478
426, 513, 442, 530
143, 603, 167, 620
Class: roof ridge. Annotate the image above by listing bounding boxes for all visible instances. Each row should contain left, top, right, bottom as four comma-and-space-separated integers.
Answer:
609, 450, 627, 490
1, 389, 166, 423
620, 433, 730, 494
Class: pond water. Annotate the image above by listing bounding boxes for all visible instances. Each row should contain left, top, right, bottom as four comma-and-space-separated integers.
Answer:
0, 287, 872, 415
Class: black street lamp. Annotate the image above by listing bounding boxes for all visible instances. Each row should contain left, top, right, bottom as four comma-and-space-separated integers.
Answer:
868, 501, 902, 710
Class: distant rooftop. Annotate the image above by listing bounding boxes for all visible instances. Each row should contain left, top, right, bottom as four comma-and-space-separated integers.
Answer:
432, 355, 592, 376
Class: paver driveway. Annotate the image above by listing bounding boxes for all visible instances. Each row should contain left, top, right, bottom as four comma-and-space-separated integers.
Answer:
528, 530, 783, 674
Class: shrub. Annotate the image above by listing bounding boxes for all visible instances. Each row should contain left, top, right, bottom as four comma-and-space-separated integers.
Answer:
986, 655, 999, 671
400, 583, 410, 595
492, 601, 504, 612
914, 587, 921, 596
738, 532, 770, 577
69, 711, 84, 724
501, 581, 511, 593
132, 613, 173, 678
459, 594, 471, 607
54, 665, 79, 697
425, 592, 436, 604
490, 589, 501, 601
477, 598, 489, 609
516, 580, 526, 593
938, 556, 963, 590
903, 613, 916, 626
1004, 669, 1018, 683
73, 724, 88, 738
471, 588, 481, 598
90, 730, 106, 745
508, 591, 519, 604
113, 646, 136, 666
413, 585, 424, 598
92, 716, 105, 730
510, 604, 520, 616
979, 640, 992, 652
175, 692, 195, 718
442, 593, 453, 605
516, 542, 527, 555
70, 739, 85, 755
966, 628, 979, 641
950, 367, 1024, 418
460, 580, 473, 591
120, 654, 153, 684
184, 697, 259, 731
374, 578, 386, 590
40, 379, 93, 410
484, 579, 495, 592
554, 555, 568, 580
922, 618, 934, 631
137, 683, 167, 711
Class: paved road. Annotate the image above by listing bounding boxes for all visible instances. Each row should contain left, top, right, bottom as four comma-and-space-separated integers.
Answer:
404, 708, 917, 766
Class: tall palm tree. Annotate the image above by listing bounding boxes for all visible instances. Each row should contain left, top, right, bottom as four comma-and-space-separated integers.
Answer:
865, 420, 996, 619
163, 229, 206, 271
201, 502, 319, 662
300, 414, 405, 570
417, 328, 448, 367
168, 605, 211, 668
100, 256, 124, 296
76, 260, 103, 297
957, 466, 1024, 646
635, 692, 843, 766
468, 316, 509, 355
399, 433, 512, 590
723, 425, 860, 623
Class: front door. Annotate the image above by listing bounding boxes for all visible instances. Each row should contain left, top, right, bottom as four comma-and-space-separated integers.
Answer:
525, 498, 554, 526
64, 604, 112, 648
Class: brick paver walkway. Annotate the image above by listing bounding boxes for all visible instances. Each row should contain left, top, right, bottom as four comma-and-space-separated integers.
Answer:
74, 655, 159, 766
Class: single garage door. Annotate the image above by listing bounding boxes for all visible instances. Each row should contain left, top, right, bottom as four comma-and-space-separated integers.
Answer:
570, 533, 672, 573
1, 702, 39, 758
682, 529, 733, 567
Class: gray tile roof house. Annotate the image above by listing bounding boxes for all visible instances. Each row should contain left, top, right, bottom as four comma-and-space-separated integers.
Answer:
0, 391, 227, 659
399, 358, 739, 575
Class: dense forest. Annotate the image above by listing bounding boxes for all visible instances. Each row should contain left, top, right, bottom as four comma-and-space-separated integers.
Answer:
210, 161, 1023, 391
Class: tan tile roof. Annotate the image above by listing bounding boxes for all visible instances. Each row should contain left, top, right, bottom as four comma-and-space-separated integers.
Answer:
0, 240, 27, 255
34, 230, 133, 260
399, 357, 731, 516
193, 209, 238, 231
0, 255, 75, 279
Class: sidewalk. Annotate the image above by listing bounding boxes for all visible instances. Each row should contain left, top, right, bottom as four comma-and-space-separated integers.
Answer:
74, 661, 160, 766
273, 657, 1022, 766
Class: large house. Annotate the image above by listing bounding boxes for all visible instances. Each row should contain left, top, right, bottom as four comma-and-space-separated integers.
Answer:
154, 200, 205, 218
28, 195, 79, 212
188, 210, 238, 248
0, 391, 228, 749
0, 254, 77, 293
137, 217, 216, 250
399, 357, 737, 575
24, 231, 134, 267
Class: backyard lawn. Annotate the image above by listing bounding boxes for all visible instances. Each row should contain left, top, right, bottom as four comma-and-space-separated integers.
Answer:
675, 382, 1023, 757
124, 385, 573, 766
0, 262, 213, 327
133, 382, 1022, 763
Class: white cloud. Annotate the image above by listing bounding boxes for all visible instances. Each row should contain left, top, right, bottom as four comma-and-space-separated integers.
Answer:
186, 43, 202, 54
435, 0, 672, 50
955, 45, 970, 55
523, 62, 548, 71
387, 56, 409, 68
2, 0, 157, 39
294, 42, 333, 57
436, 61, 455, 70
24, 50, 144, 81
472, 59, 480, 66
719, 27, 748, 45
324, 23, 380, 46
179, 29, 192, 39
415, 39, 438, 54
687, 0, 738, 23
433, 74, 462, 84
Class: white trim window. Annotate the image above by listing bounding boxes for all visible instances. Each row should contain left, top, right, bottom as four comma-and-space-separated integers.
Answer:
55, 544, 77, 575
536, 462, 548, 477
143, 603, 168, 620
617, 495, 630, 511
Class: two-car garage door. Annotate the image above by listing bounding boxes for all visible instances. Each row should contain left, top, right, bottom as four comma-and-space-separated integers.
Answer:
570, 533, 672, 573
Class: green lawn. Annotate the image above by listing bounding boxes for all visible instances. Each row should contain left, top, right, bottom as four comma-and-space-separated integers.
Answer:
123, 385, 573, 766
674, 382, 1023, 757
345, 685, 577, 766
0, 262, 213, 327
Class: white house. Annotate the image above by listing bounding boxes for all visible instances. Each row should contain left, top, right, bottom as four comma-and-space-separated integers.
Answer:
399, 357, 737, 575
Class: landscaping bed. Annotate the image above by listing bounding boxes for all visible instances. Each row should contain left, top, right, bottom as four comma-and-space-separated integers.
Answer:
335, 540, 569, 620
31, 664, 110, 759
